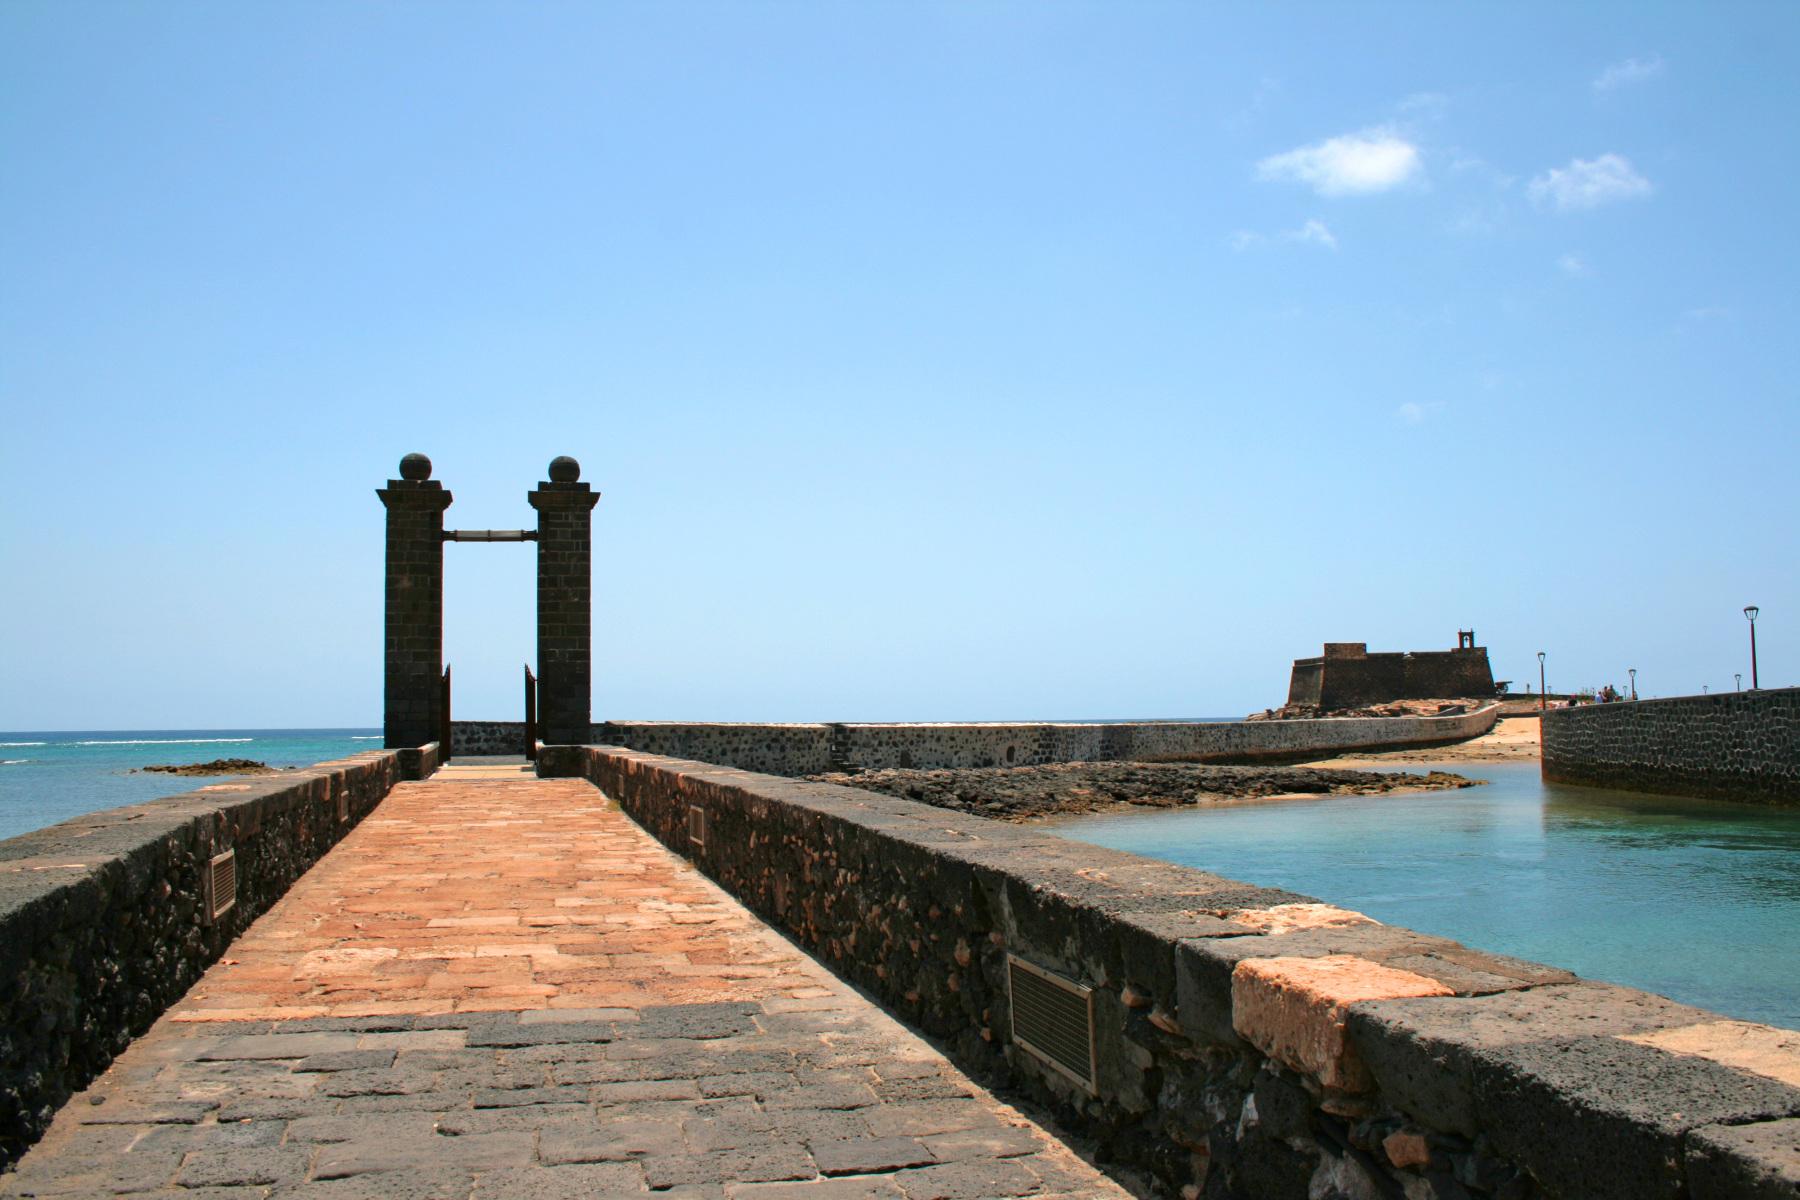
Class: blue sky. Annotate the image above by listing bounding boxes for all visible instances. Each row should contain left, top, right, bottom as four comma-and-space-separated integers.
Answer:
1, 3, 1793, 729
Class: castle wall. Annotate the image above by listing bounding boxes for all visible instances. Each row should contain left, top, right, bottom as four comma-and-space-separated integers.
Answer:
1285, 643, 1497, 709
452, 708, 1500, 774
1542, 687, 1800, 805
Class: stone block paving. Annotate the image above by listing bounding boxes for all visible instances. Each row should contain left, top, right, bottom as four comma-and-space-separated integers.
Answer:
3, 765, 1129, 1199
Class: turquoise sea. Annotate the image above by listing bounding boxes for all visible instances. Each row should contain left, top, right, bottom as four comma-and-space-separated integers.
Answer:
0, 729, 381, 842
1056, 762, 1800, 1031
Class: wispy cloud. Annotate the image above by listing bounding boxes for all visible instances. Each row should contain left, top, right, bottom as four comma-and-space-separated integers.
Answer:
1397, 92, 1450, 120
1290, 219, 1338, 249
1594, 54, 1665, 92
1223, 77, 1282, 135
1528, 154, 1652, 211
1395, 401, 1444, 425
1557, 253, 1591, 277
1257, 127, 1422, 196
1227, 219, 1339, 252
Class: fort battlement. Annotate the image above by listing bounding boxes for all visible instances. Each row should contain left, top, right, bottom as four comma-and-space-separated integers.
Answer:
1287, 633, 1498, 710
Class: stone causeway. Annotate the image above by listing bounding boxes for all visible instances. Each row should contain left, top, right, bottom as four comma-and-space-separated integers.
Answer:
2, 762, 1126, 1199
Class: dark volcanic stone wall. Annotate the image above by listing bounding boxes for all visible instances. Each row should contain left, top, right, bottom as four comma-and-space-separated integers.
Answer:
584, 709, 1499, 776
540, 745, 1800, 1199
1289, 646, 1497, 710
530, 473, 599, 745
448, 720, 530, 756
1542, 687, 1800, 804
377, 476, 452, 748
0, 745, 436, 1167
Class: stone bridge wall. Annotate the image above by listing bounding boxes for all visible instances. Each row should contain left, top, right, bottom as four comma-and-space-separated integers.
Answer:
447, 720, 532, 756
538, 744, 1800, 1200
455, 707, 1501, 774
1542, 687, 1800, 804
0, 744, 439, 1167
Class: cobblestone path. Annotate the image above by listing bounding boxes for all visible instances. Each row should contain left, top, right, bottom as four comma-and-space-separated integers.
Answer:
3, 763, 1130, 1199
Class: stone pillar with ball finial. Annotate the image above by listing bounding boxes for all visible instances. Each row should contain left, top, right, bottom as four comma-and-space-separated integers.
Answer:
529, 456, 599, 745
377, 453, 453, 748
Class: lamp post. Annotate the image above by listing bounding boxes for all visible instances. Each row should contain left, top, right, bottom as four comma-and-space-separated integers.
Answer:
1736, 673, 1743, 692
1744, 606, 1759, 689
1629, 668, 1637, 700
1538, 651, 1546, 710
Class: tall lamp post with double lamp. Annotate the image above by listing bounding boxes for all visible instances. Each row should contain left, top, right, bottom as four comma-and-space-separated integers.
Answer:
1629, 668, 1637, 700
1744, 606, 1760, 690
1538, 651, 1547, 711
1736, 674, 1743, 692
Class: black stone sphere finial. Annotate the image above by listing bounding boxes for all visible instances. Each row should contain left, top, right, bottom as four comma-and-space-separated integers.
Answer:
548, 456, 581, 483
399, 452, 433, 481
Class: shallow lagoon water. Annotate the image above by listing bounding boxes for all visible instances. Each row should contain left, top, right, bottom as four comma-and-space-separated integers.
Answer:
1055, 762, 1800, 1030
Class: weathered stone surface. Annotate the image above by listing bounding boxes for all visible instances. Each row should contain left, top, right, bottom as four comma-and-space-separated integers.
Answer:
1474, 1036, 1800, 1200
0, 748, 416, 1169
1232, 955, 1454, 1090
578, 706, 1502, 777
3, 764, 1131, 1200
1685, 1117, 1800, 1199
570, 744, 1800, 1200
1542, 686, 1800, 804
1346, 982, 1722, 1136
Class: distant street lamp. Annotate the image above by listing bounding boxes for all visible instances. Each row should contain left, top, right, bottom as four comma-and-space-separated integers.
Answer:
1629, 668, 1637, 700
1538, 651, 1547, 710
1744, 606, 1760, 689
1736, 673, 1743, 692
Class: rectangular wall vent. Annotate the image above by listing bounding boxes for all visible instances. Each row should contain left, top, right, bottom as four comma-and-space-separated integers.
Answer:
207, 849, 238, 922
337, 788, 349, 824
1007, 954, 1096, 1093
687, 805, 705, 850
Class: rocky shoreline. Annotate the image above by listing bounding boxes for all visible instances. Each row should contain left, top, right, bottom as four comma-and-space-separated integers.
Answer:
135, 758, 283, 776
803, 760, 1475, 822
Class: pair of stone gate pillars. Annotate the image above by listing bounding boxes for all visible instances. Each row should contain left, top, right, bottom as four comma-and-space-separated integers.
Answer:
377, 452, 598, 751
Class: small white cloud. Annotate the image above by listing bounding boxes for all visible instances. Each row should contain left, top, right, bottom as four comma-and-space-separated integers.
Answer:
1395, 401, 1444, 424
1257, 127, 1422, 196
1288, 219, 1338, 250
1682, 305, 1732, 322
1558, 253, 1591, 277
1528, 154, 1652, 211
1594, 54, 1665, 92
1229, 220, 1338, 252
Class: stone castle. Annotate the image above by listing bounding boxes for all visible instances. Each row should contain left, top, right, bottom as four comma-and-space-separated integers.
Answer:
1285, 632, 1498, 710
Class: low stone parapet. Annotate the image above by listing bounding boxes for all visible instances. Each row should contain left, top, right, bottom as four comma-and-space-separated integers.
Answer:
539, 744, 1800, 1199
0, 746, 432, 1167
580, 707, 1500, 775
1543, 687, 1800, 804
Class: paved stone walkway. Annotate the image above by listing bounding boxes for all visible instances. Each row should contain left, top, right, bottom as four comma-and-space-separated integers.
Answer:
3, 763, 1130, 1199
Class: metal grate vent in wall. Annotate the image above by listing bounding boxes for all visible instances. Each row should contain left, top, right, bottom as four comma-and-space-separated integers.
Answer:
1007, 954, 1096, 1093
688, 804, 705, 850
207, 849, 238, 923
